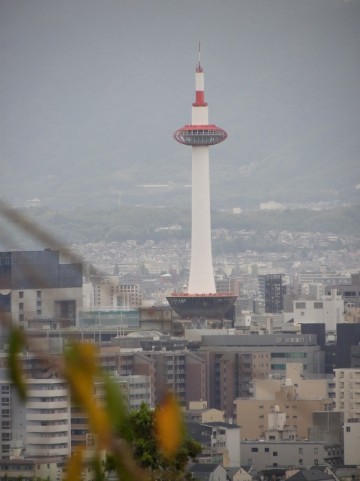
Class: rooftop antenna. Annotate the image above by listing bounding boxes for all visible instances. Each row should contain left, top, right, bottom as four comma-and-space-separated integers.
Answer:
197, 41, 203, 72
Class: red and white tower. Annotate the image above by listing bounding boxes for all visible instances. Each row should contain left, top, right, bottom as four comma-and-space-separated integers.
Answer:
167, 48, 236, 320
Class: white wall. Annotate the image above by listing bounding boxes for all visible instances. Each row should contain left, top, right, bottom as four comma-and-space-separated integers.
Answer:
344, 421, 360, 465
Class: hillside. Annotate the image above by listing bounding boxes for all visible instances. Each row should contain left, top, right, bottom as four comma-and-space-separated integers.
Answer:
1, 204, 359, 251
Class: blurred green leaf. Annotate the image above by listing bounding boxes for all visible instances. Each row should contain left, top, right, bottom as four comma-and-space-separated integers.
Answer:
8, 326, 27, 401
103, 374, 133, 439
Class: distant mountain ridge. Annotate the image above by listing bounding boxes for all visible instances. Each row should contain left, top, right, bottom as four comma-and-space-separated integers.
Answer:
1, 0, 359, 210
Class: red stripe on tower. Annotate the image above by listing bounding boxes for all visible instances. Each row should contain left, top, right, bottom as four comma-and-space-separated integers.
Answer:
195, 90, 205, 105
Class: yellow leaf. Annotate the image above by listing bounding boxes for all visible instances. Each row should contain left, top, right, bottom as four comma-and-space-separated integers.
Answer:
64, 342, 112, 447
155, 393, 183, 457
64, 446, 84, 481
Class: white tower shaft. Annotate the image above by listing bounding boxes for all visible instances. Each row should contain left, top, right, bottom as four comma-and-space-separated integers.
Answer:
188, 69, 216, 294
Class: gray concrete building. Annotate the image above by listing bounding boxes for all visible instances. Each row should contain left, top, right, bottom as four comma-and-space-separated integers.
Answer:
241, 440, 343, 472
200, 333, 325, 377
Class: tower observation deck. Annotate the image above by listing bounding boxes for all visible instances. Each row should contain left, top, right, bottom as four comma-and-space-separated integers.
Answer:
167, 49, 237, 320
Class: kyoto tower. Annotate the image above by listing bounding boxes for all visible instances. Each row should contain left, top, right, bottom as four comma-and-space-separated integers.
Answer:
167, 47, 237, 320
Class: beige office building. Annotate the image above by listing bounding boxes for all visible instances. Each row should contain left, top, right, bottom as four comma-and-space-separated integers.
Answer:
235, 365, 333, 440
334, 368, 360, 422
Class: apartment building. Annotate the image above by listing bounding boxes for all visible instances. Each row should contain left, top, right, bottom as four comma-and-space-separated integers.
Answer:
71, 374, 152, 448
0, 249, 82, 328
0, 457, 63, 480
334, 368, 360, 421
326, 272, 360, 308
186, 421, 241, 467
235, 365, 333, 441
83, 275, 142, 308
203, 350, 271, 420
292, 289, 344, 332
0, 367, 71, 459
200, 333, 325, 377
148, 350, 207, 406
118, 375, 152, 410
258, 274, 286, 313
25, 378, 71, 458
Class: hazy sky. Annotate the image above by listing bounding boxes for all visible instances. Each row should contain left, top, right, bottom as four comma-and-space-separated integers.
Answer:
1, 0, 360, 208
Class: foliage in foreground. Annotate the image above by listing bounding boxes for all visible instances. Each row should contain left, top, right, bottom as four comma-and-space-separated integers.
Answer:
105, 402, 202, 481
7, 330, 200, 481
0, 199, 203, 481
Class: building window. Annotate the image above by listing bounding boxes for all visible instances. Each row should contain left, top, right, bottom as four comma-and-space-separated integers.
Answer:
19, 314, 24, 323
251, 448, 258, 452
265, 448, 270, 453
19, 291, 24, 299
314, 302, 323, 309
314, 448, 318, 454
19, 303, 24, 311
37, 290, 42, 298
273, 452, 278, 457
346, 426, 351, 432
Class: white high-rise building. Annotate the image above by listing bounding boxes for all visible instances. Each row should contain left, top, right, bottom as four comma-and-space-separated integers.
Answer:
292, 288, 344, 331
25, 377, 71, 457
0, 366, 71, 459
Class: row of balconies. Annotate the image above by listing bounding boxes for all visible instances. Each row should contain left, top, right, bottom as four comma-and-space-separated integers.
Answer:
27, 412, 70, 421
26, 401, 69, 410
27, 446, 69, 457
27, 388, 68, 397
26, 434, 70, 444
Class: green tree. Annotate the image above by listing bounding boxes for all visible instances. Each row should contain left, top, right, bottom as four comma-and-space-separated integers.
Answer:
105, 403, 202, 481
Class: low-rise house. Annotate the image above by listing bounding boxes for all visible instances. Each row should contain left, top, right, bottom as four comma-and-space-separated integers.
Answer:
188, 463, 227, 481
186, 421, 241, 467
227, 466, 253, 481
0, 457, 63, 481
286, 468, 336, 481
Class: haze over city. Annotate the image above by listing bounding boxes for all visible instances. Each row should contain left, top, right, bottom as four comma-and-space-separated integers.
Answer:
1, 0, 360, 212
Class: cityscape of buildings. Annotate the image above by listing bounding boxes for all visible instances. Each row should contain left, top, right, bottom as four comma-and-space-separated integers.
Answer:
0, 245, 360, 480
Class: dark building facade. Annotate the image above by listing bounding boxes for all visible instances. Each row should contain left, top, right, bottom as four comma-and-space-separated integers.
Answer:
336, 323, 360, 368
0, 250, 82, 290
258, 274, 286, 313
0, 249, 82, 328
327, 273, 360, 308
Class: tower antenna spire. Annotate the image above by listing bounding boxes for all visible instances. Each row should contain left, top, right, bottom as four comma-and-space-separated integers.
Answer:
197, 41, 203, 72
